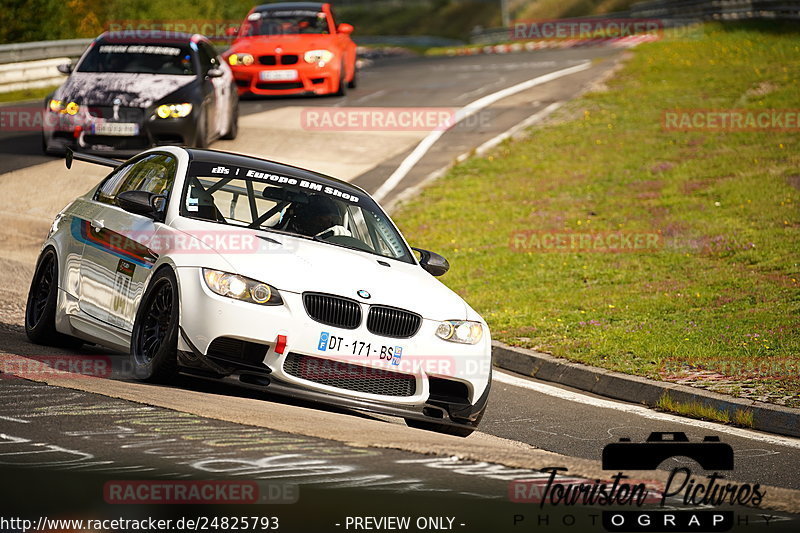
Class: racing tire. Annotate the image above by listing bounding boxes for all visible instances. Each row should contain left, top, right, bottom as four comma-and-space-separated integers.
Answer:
347, 65, 357, 89
130, 267, 179, 382
25, 248, 83, 348
221, 99, 239, 140
333, 62, 347, 97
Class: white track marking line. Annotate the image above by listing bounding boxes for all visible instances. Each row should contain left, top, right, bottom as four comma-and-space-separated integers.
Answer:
0, 415, 30, 424
493, 370, 800, 449
463, 101, 563, 160
383, 101, 565, 213
372, 61, 591, 202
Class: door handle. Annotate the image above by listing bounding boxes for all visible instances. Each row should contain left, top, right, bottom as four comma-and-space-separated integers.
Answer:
90, 219, 104, 231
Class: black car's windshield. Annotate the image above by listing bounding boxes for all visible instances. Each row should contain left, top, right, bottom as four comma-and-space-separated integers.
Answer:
182, 161, 414, 264
77, 43, 196, 75
243, 9, 330, 36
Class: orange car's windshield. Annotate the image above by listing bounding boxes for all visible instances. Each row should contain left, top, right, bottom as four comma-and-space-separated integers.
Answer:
243, 9, 330, 36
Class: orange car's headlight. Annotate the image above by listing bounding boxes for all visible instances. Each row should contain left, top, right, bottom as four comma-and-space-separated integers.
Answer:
304, 50, 334, 67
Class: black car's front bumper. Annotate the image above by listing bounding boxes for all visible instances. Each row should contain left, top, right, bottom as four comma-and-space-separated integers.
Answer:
44, 113, 200, 156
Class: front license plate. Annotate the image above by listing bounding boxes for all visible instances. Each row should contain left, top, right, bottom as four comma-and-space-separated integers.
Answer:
92, 122, 139, 136
260, 69, 298, 81
317, 331, 403, 365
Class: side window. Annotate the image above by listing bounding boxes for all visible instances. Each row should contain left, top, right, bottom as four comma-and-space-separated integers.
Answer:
95, 154, 177, 206
95, 163, 136, 205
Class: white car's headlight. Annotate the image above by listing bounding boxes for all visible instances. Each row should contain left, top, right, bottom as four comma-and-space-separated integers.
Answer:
155, 103, 193, 119
304, 49, 334, 67
228, 53, 254, 66
203, 269, 283, 306
435, 320, 484, 345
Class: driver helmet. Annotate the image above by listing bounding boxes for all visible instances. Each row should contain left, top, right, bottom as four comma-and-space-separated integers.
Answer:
290, 195, 341, 236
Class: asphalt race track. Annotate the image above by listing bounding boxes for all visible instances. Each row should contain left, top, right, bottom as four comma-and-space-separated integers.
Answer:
1, 47, 799, 530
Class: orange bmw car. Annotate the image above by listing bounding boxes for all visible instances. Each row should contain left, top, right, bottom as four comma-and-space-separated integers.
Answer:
224, 2, 357, 97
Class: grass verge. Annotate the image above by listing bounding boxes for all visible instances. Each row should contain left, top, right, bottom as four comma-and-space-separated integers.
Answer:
656, 393, 754, 427
0, 86, 58, 105
394, 21, 800, 408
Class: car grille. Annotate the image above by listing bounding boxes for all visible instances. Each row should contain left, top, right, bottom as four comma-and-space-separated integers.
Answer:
366, 306, 422, 338
82, 136, 149, 150
283, 353, 416, 397
303, 293, 362, 329
258, 55, 299, 65
87, 106, 145, 122
255, 82, 304, 90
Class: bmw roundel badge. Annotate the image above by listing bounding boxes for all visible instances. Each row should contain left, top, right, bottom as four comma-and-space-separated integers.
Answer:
357, 290, 371, 299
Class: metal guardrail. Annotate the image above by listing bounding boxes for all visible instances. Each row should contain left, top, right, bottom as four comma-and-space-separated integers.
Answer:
0, 39, 92, 65
630, 0, 800, 18
0, 58, 71, 93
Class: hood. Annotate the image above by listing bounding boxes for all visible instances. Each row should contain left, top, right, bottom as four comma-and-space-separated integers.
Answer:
232, 34, 338, 55
56, 72, 196, 108
169, 221, 468, 321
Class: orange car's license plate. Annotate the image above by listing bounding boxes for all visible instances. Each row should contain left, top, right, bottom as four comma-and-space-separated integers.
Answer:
259, 70, 298, 82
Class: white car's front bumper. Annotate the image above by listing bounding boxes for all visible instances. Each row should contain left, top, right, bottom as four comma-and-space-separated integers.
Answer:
174, 267, 492, 425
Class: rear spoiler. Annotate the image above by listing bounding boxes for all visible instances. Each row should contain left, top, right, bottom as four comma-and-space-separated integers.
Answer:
65, 148, 123, 170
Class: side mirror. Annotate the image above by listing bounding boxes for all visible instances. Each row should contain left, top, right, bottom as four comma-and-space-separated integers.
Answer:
117, 191, 167, 221
206, 68, 224, 78
337, 23, 354, 35
57, 63, 72, 75
413, 247, 450, 277
225, 26, 239, 37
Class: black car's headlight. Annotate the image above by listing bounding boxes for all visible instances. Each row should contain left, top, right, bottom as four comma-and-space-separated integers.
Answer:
202, 269, 283, 306
155, 103, 192, 119
49, 99, 79, 115
435, 320, 484, 345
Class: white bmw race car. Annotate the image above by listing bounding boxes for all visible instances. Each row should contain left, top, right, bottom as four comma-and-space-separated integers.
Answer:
25, 147, 491, 436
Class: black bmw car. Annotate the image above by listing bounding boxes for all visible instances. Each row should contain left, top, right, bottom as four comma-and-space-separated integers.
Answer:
43, 31, 239, 155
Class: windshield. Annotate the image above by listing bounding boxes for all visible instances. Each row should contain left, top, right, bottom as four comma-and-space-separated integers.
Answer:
243, 9, 330, 36
182, 162, 414, 264
77, 44, 196, 75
